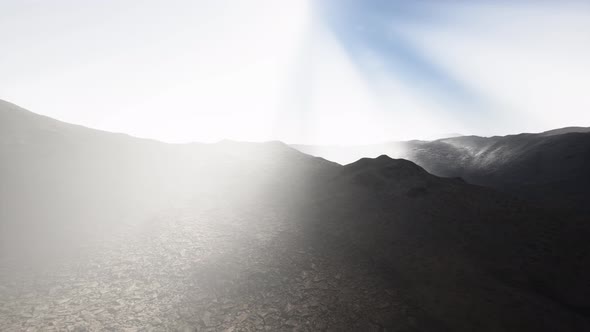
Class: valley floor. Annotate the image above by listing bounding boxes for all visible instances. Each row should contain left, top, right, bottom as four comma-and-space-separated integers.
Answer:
0, 206, 435, 331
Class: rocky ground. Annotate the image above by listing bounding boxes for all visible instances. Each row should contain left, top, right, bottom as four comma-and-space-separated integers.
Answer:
0, 205, 437, 331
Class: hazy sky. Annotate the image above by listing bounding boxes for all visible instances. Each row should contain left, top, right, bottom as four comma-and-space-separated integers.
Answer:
2, 0, 590, 144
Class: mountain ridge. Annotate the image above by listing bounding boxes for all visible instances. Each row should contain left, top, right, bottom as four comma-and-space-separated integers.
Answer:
293, 126, 590, 213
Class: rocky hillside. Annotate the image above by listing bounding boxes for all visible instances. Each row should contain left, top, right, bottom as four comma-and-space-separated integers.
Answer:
1, 100, 589, 331
294, 128, 590, 212
404, 131, 590, 212
0, 99, 336, 260
304, 155, 590, 330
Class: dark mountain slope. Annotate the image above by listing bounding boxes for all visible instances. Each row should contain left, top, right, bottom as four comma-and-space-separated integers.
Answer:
405, 132, 590, 211
540, 126, 590, 136
293, 128, 590, 212
303, 155, 590, 331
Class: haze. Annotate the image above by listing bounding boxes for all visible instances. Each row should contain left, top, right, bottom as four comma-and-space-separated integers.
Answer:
1, 0, 590, 144
3, 2, 590, 331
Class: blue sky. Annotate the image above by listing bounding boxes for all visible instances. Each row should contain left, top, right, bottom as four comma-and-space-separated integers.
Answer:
1, 0, 590, 144
316, 0, 492, 126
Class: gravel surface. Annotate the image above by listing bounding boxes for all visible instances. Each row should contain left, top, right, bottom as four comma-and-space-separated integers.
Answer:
0, 206, 435, 331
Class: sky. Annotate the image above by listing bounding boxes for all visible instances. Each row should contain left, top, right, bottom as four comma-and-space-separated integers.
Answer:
1, 0, 590, 144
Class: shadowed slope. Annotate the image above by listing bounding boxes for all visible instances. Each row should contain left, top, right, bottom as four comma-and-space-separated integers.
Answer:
303, 155, 590, 331
405, 131, 590, 211
293, 127, 590, 212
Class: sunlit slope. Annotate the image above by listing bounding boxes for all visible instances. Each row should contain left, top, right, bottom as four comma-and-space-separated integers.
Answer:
0, 99, 336, 257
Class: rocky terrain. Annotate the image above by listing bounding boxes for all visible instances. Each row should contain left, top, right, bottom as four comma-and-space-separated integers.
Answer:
1, 100, 590, 331
294, 127, 590, 213
0, 203, 438, 332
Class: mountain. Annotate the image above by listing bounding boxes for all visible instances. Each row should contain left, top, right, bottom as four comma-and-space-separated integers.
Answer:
293, 127, 590, 212
303, 155, 590, 331
540, 126, 590, 136
292, 141, 409, 165
1, 100, 589, 331
0, 99, 335, 260
403, 131, 590, 212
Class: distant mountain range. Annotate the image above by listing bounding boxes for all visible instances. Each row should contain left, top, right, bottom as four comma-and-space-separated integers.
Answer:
293, 127, 590, 212
1, 99, 589, 331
